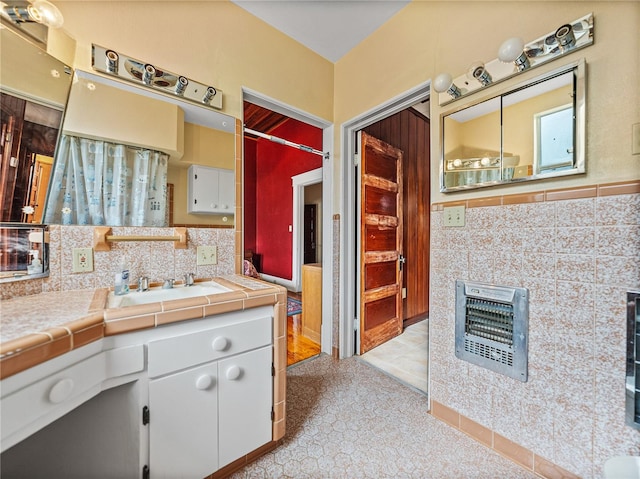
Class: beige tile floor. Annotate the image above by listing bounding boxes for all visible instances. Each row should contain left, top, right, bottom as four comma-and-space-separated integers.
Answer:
230, 354, 537, 478
359, 320, 429, 394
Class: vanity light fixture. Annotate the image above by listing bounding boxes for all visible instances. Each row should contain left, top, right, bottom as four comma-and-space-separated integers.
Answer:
105, 49, 119, 74
433, 72, 461, 99
142, 64, 156, 85
92, 44, 224, 110
1, 0, 63, 28
467, 61, 492, 86
498, 37, 530, 72
175, 76, 188, 96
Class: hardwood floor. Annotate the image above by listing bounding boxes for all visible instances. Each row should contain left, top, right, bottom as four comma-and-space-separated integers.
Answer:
287, 292, 320, 366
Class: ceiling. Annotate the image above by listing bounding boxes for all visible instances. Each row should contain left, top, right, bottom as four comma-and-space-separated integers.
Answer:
238, 0, 425, 135
231, 0, 411, 63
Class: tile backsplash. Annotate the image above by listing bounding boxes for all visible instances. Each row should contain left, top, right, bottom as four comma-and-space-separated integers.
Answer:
1, 225, 235, 300
429, 189, 640, 478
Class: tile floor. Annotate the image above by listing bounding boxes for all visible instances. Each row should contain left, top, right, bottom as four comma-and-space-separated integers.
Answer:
229, 354, 537, 478
359, 320, 429, 394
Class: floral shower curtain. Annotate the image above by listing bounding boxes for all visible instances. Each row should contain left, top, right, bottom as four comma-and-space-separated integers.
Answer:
44, 135, 168, 226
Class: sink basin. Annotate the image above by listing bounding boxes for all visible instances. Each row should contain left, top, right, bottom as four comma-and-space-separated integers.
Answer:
108, 281, 231, 308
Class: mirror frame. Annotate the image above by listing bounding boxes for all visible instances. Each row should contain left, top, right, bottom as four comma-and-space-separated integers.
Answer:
440, 58, 586, 193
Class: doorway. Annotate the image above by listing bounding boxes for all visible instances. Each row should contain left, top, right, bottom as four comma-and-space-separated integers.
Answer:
242, 88, 333, 364
340, 81, 431, 390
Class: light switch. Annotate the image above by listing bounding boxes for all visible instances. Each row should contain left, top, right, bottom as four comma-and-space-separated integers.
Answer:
443, 205, 465, 227
197, 246, 217, 265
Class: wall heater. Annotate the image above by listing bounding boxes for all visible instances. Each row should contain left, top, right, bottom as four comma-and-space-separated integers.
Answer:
455, 280, 529, 382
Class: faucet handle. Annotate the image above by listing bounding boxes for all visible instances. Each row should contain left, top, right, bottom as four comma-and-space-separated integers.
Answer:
184, 272, 195, 286
137, 276, 149, 292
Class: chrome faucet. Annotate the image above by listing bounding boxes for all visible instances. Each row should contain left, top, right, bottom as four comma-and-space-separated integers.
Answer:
184, 272, 195, 286
162, 278, 174, 289
137, 276, 149, 292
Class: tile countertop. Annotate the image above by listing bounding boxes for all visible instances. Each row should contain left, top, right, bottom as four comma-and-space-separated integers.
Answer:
0, 275, 286, 380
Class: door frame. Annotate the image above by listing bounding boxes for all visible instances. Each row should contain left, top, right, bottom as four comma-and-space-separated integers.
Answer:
242, 87, 334, 355
340, 80, 431, 358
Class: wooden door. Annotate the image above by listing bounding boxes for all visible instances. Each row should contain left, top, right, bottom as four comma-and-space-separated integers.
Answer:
359, 131, 403, 354
25, 154, 53, 223
364, 108, 431, 326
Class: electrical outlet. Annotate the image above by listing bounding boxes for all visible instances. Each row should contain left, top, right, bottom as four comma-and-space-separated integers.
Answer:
443, 205, 465, 227
72, 247, 94, 273
197, 245, 218, 266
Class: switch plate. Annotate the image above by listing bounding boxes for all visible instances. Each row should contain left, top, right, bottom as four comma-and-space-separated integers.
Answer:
443, 205, 465, 227
632, 123, 640, 155
72, 247, 94, 273
197, 245, 217, 266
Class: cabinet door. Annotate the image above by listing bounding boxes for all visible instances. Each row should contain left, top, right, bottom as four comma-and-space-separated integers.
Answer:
218, 346, 272, 467
188, 165, 219, 214
149, 362, 218, 479
217, 169, 235, 213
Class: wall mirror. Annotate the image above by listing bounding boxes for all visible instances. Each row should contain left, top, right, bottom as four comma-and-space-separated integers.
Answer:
441, 59, 585, 192
1, 21, 73, 223
43, 69, 236, 227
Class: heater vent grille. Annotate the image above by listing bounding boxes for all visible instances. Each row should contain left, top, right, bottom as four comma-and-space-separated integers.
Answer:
455, 280, 529, 382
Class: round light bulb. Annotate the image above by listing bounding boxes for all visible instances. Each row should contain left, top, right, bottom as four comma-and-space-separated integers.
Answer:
29, 0, 64, 28
453, 159, 462, 168
433, 73, 453, 93
498, 37, 525, 63
480, 157, 491, 167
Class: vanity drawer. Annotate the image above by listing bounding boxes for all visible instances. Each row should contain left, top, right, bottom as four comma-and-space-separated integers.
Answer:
147, 314, 272, 378
0, 345, 144, 453
1, 353, 105, 445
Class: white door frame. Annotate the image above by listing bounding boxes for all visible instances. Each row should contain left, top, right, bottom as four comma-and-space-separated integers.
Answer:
339, 80, 431, 358
242, 87, 334, 355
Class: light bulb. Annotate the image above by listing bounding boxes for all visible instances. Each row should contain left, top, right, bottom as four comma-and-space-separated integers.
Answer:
28, 0, 63, 28
498, 37, 530, 71
433, 72, 461, 99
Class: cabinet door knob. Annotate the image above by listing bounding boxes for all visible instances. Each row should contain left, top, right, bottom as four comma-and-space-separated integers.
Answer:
48, 378, 74, 403
225, 365, 242, 381
195, 374, 213, 390
211, 336, 229, 351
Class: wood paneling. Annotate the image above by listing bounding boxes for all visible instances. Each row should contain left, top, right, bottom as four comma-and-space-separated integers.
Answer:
364, 108, 430, 324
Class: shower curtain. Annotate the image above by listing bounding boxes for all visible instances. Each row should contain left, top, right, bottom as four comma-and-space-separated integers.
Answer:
44, 135, 168, 226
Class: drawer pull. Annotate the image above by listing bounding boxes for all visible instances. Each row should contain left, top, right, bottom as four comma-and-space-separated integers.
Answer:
225, 365, 242, 381
48, 378, 74, 404
195, 374, 213, 390
211, 336, 229, 351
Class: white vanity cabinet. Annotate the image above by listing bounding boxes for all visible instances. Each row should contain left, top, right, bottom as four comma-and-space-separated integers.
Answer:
0, 305, 277, 479
146, 308, 273, 478
187, 165, 235, 215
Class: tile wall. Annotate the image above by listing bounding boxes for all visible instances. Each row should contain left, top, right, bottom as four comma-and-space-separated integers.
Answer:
429, 182, 640, 478
1, 225, 236, 301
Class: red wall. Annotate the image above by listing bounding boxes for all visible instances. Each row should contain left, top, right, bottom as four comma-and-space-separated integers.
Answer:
243, 139, 257, 253
246, 119, 322, 280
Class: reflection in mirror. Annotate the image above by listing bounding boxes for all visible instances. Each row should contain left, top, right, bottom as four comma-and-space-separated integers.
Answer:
43, 70, 236, 227
0, 23, 73, 223
443, 97, 502, 189
503, 70, 574, 177
0, 223, 49, 283
441, 59, 584, 192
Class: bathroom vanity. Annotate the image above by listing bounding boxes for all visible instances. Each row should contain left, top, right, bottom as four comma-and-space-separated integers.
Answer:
0, 275, 287, 478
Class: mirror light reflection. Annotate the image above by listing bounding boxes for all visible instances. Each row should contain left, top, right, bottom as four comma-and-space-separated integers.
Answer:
441, 62, 583, 192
